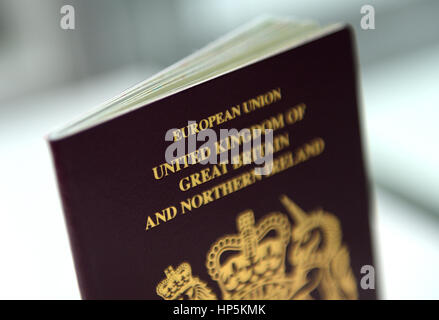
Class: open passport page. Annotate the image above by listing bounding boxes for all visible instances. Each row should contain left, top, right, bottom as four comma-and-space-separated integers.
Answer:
48, 17, 376, 299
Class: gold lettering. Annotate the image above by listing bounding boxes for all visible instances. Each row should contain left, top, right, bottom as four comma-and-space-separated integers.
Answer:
285, 103, 306, 125
179, 176, 191, 191
145, 216, 156, 230
180, 198, 192, 214
152, 165, 164, 180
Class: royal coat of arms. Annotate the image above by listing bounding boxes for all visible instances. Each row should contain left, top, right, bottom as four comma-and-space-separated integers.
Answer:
156, 195, 358, 300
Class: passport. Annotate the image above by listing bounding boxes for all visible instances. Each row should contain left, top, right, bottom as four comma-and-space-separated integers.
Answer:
48, 17, 376, 299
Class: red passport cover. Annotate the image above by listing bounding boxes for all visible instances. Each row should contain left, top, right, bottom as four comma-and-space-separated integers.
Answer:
49, 26, 376, 300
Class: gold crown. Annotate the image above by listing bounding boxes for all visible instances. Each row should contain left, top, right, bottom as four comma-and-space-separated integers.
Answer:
156, 263, 193, 300
156, 262, 217, 300
206, 210, 293, 299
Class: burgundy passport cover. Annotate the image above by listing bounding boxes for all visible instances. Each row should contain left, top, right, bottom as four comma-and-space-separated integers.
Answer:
49, 26, 376, 299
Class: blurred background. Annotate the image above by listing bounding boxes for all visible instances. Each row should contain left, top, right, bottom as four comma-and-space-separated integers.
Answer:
0, 0, 438, 299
